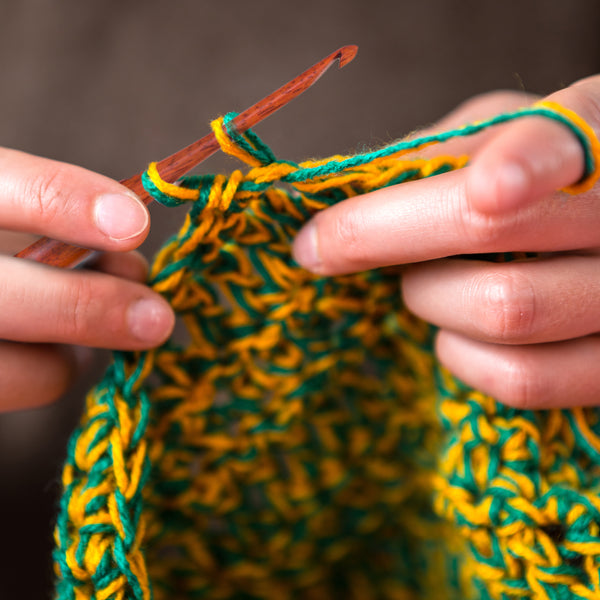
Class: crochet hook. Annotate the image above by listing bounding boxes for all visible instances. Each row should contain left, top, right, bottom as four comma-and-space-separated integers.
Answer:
15, 45, 358, 269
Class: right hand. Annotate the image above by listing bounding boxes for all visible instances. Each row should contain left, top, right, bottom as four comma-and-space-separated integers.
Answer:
0, 148, 175, 412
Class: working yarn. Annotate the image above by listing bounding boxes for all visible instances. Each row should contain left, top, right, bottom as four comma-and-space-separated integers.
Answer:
54, 102, 600, 600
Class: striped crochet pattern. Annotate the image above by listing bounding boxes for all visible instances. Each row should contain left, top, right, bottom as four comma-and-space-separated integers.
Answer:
54, 102, 600, 600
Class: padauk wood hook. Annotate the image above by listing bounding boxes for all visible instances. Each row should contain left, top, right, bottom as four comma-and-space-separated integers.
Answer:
15, 45, 358, 268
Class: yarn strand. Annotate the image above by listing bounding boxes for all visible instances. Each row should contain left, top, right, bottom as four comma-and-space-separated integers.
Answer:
53, 102, 600, 600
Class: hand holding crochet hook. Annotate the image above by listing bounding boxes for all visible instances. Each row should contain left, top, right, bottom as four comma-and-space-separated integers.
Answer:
0, 152, 173, 410
0, 47, 356, 411
293, 75, 600, 409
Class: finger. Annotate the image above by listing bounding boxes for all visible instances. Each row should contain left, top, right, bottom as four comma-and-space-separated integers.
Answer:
88, 250, 149, 283
468, 75, 600, 214
0, 256, 174, 349
436, 330, 600, 409
292, 166, 600, 275
403, 254, 600, 345
292, 82, 600, 276
0, 231, 37, 254
0, 148, 149, 250
0, 342, 79, 412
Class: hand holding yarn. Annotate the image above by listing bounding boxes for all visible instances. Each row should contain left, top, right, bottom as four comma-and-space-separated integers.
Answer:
0, 149, 174, 411
49, 91, 600, 600
293, 76, 600, 408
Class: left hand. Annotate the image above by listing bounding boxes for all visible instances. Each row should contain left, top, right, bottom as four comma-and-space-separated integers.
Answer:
292, 76, 600, 409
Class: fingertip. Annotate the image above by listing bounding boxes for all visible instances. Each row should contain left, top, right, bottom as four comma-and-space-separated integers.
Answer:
434, 328, 457, 369
434, 330, 501, 400
435, 329, 491, 387
71, 344, 95, 375
126, 295, 175, 348
292, 220, 325, 274
467, 116, 586, 216
0, 149, 152, 251
0, 342, 77, 412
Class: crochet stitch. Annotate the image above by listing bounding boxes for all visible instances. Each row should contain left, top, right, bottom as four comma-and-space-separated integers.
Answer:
54, 102, 600, 600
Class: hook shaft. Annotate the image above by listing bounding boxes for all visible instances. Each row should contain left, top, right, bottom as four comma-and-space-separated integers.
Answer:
15, 45, 358, 268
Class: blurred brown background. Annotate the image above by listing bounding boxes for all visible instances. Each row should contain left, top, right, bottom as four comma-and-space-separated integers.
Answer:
0, 1, 598, 597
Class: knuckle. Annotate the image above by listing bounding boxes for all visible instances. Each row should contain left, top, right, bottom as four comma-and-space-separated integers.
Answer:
0, 343, 74, 411
24, 164, 72, 226
35, 361, 73, 407
60, 278, 99, 341
459, 207, 511, 248
328, 207, 370, 266
472, 269, 536, 342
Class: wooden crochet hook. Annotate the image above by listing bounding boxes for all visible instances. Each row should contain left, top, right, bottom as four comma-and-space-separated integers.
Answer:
15, 45, 358, 268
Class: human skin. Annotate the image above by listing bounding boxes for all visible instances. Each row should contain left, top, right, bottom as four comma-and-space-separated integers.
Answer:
0, 150, 175, 411
293, 76, 600, 410
5, 77, 600, 413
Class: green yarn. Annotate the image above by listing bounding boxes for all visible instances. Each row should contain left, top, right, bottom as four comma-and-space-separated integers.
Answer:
52, 104, 600, 600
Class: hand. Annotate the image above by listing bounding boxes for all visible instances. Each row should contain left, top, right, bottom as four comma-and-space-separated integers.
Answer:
292, 76, 600, 409
0, 149, 174, 411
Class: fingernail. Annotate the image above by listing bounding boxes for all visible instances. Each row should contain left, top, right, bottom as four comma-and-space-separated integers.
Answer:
94, 192, 149, 241
127, 298, 174, 345
292, 222, 323, 272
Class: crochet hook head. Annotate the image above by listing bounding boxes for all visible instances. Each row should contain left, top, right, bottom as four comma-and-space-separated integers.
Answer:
132, 45, 359, 195
232, 45, 358, 135
16, 45, 359, 268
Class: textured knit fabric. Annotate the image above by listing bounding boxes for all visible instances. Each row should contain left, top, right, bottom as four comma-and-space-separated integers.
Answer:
53, 104, 600, 600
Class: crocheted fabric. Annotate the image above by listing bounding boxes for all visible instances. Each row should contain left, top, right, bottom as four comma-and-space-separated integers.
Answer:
54, 102, 600, 600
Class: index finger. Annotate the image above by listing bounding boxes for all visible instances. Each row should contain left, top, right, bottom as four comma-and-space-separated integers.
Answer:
291, 167, 600, 275
0, 148, 150, 251
292, 79, 600, 276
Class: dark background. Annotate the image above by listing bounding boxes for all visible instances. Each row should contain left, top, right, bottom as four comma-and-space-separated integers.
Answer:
0, 1, 599, 597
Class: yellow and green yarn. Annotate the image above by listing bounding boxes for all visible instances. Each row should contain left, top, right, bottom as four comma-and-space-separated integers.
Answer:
53, 101, 600, 600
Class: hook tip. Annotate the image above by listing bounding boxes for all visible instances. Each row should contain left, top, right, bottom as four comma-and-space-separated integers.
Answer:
336, 45, 359, 68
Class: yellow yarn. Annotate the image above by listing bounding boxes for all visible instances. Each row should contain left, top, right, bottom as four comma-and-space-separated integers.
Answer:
53, 104, 600, 600
535, 100, 600, 194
